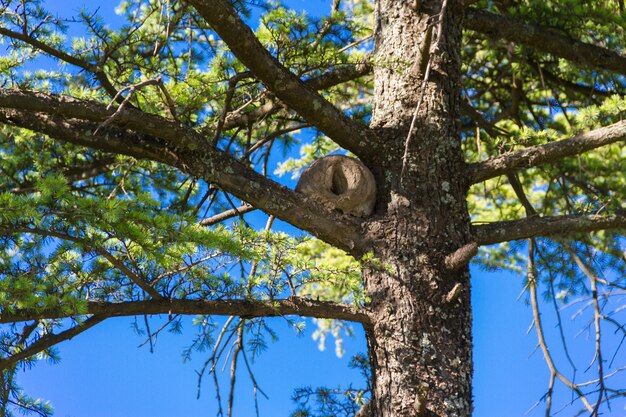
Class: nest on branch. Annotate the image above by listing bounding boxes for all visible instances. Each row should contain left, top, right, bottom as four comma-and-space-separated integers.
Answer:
296, 154, 376, 217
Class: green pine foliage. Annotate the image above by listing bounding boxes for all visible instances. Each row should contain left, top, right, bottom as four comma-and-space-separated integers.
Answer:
0, 0, 625, 415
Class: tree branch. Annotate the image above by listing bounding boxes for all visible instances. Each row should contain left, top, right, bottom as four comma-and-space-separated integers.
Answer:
444, 242, 478, 272
0, 316, 106, 371
527, 240, 594, 413
0, 107, 173, 162
468, 120, 626, 183
465, 8, 626, 76
0, 89, 203, 152
0, 298, 372, 327
186, 0, 375, 158
0, 92, 366, 253
306, 63, 372, 91
199, 204, 256, 227
223, 62, 372, 130
474, 213, 626, 246
530, 62, 615, 97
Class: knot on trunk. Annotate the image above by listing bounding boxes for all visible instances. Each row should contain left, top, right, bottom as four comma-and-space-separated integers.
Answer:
296, 155, 376, 217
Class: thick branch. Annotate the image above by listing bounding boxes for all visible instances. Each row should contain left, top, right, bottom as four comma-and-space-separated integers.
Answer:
474, 214, 626, 245
465, 8, 626, 76
444, 242, 478, 272
468, 120, 626, 183
0, 299, 372, 327
186, 0, 375, 157
0, 90, 203, 151
181, 148, 367, 252
0, 96, 366, 253
0, 107, 172, 163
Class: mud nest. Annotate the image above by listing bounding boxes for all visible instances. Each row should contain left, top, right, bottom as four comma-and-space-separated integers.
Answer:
296, 154, 376, 217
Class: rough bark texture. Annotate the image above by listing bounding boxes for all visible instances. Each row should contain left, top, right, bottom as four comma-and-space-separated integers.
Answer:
474, 214, 626, 245
0, 299, 371, 325
361, 1, 473, 416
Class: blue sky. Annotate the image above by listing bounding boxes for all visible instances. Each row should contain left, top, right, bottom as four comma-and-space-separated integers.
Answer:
20, 267, 602, 417
8, 1, 626, 416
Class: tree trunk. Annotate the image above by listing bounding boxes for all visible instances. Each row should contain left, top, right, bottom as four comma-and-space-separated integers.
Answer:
362, 1, 473, 416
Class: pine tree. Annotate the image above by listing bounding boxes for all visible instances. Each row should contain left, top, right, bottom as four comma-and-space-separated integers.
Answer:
0, 0, 625, 416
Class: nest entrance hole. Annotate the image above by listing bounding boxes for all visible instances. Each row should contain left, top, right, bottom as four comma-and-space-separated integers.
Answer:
330, 167, 348, 195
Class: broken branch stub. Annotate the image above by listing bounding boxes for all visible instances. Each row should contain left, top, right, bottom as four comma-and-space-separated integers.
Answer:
296, 155, 376, 217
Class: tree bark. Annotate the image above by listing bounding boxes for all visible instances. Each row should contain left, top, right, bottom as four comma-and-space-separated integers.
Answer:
361, 1, 473, 416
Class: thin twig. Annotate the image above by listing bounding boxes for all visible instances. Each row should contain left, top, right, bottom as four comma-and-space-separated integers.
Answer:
567, 249, 606, 416
94, 88, 135, 134
244, 123, 311, 158
143, 314, 154, 353
199, 204, 256, 227
535, 245, 578, 373
156, 77, 179, 122
138, 314, 180, 350
223, 193, 248, 226
96, 77, 167, 134
8, 226, 163, 299
528, 239, 595, 414
197, 316, 236, 400
213, 75, 246, 145
338, 34, 373, 53
227, 323, 244, 417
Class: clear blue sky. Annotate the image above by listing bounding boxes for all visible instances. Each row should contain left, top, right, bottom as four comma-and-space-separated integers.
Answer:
12, 1, 626, 416
21, 268, 607, 417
